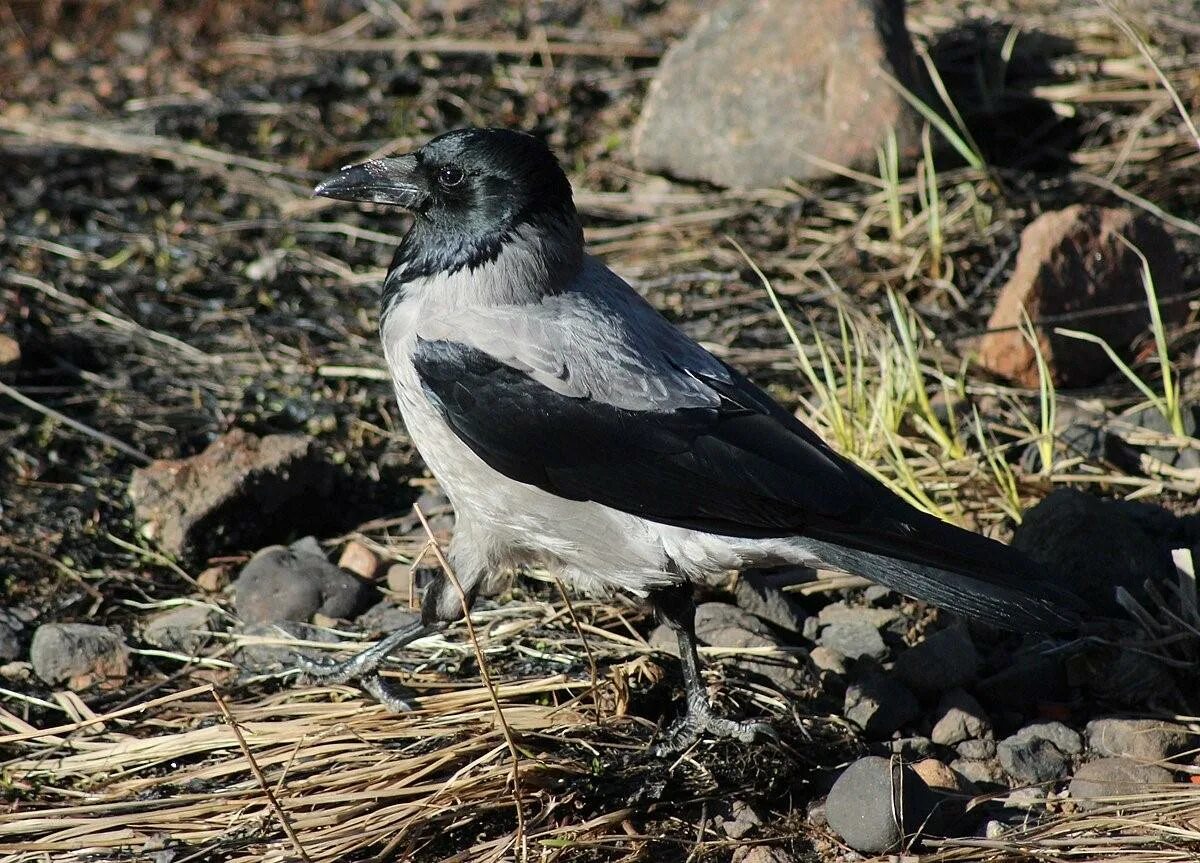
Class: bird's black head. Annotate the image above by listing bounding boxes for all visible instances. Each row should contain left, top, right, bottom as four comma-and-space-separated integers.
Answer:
314, 128, 580, 280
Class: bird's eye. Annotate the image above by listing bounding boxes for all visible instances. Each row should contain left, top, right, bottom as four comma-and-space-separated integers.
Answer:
437, 165, 465, 188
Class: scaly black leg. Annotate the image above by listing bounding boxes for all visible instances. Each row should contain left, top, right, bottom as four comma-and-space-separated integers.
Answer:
650, 583, 775, 756
297, 619, 438, 711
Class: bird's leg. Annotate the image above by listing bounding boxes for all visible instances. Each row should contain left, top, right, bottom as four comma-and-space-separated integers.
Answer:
297, 619, 439, 711
650, 583, 775, 756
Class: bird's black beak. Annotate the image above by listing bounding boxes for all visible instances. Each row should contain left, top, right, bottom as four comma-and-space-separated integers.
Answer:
312, 154, 429, 209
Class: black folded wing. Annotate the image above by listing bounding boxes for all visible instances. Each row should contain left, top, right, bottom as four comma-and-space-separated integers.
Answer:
413, 337, 1081, 631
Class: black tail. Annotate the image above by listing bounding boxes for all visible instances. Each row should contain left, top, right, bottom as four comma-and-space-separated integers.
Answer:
805, 503, 1084, 633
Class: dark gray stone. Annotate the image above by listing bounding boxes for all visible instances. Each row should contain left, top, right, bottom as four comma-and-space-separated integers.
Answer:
142, 604, 222, 654
956, 738, 997, 761
889, 736, 934, 760
234, 537, 379, 624
1069, 757, 1174, 805
844, 673, 919, 738
234, 620, 343, 674
825, 756, 939, 854
30, 623, 129, 689
694, 602, 806, 691
893, 624, 978, 695
1086, 718, 1192, 763
931, 689, 992, 746
1080, 647, 1175, 706
0, 607, 30, 662
997, 722, 1082, 784
633, 0, 922, 189
975, 653, 1068, 712
819, 621, 888, 662
1012, 488, 1174, 615
356, 602, 421, 637
734, 573, 807, 634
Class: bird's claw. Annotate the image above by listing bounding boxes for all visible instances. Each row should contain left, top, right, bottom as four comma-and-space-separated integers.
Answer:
652, 704, 776, 757
292, 621, 432, 711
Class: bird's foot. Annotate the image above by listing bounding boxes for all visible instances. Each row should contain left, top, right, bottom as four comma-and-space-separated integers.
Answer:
652, 697, 776, 757
296, 621, 431, 711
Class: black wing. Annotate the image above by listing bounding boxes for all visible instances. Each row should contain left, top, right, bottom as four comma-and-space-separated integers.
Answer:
413, 338, 1081, 631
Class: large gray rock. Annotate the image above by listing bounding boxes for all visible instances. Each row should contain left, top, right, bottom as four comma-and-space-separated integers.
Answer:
1086, 718, 1192, 763
1069, 758, 1173, 805
825, 756, 940, 854
633, 0, 921, 188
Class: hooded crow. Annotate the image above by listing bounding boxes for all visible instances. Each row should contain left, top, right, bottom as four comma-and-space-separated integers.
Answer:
311, 127, 1079, 753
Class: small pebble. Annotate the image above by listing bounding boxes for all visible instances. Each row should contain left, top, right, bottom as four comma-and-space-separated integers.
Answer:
931, 689, 992, 746
386, 563, 416, 597
0, 608, 29, 662
337, 540, 379, 579
912, 758, 970, 793
809, 645, 846, 675
717, 799, 763, 840
819, 621, 888, 662
0, 334, 20, 367
950, 757, 1005, 787
196, 565, 228, 593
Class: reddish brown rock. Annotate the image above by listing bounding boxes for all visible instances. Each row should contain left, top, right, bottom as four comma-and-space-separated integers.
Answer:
337, 540, 380, 580
0, 334, 20, 367
632, 0, 922, 188
128, 429, 329, 560
912, 758, 975, 794
978, 205, 1184, 388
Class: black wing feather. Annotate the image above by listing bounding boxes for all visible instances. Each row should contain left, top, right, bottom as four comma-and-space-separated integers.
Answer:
413, 338, 1081, 631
